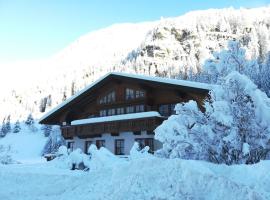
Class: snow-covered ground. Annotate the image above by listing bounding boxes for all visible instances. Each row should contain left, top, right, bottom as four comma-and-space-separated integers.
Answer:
0, 151, 269, 200
0, 125, 47, 164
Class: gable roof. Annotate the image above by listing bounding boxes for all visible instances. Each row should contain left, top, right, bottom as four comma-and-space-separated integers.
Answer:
39, 72, 212, 124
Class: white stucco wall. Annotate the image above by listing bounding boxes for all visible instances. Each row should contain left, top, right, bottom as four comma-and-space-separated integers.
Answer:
66, 131, 162, 155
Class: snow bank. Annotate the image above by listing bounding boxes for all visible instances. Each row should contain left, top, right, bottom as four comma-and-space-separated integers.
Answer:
0, 157, 269, 200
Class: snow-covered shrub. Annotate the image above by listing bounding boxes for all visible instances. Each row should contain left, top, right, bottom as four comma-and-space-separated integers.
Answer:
129, 142, 153, 160
69, 148, 90, 170
0, 145, 15, 165
88, 144, 119, 170
42, 126, 65, 155
155, 101, 212, 160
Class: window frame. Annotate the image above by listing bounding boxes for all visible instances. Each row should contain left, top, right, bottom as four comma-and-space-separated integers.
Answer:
115, 139, 125, 155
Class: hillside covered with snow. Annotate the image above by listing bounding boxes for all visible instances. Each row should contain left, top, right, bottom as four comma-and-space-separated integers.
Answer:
0, 6, 270, 123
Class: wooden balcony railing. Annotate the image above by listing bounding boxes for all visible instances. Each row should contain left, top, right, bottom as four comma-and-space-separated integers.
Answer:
60, 117, 164, 139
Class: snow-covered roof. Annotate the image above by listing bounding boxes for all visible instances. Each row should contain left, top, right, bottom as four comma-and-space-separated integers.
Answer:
71, 111, 162, 125
39, 72, 212, 123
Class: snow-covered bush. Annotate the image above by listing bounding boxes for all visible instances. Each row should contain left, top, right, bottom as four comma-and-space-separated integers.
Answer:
88, 144, 120, 170
0, 145, 15, 165
129, 142, 153, 160
155, 101, 212, 160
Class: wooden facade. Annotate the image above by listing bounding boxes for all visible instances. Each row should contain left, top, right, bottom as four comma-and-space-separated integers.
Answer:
39, 73, 210, 154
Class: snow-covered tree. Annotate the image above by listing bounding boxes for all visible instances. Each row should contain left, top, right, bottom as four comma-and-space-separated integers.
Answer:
25, 114, 34, 126
13, 120, 21, 133
5, 116, 11, 134
204, 41, 260, 84
25, 113, 37, 132
155, 40, 270, 165
261, 52, 270, 96
155, 101, 211, 160
207, 72, 270, 164
41, 125, 52, 137
42, 126, 65, 155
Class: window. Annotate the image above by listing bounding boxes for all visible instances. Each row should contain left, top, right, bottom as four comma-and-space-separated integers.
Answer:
117, 107, 125, 115
159, 104, 169, 116
84, 141, 92, 154
96, 140, 105, 149
115, 139, 125, 155
126, 106, 134, 113
100, 110, 107, 117
67, 141, 75, 151
135, 104, 144, 112
99, 91, 116, 104
107, 91, 116, 103
125, 88, 134, 100
135, 90, 145, 98
107, 108, 116, 116
135, 138, 154, 153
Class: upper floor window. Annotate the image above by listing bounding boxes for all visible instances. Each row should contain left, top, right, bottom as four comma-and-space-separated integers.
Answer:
136, 90, 145, 98
126, 88, 145, 100
117, 107, 125, 115
126, 106, 135, 114
125, 88, 134, 100
100, 110, 107, 117
135, 104, 145, 112
99, 91, 116, 104
159, 104, 176, 116
107, 108, 116, 116
159, 104, 169, 116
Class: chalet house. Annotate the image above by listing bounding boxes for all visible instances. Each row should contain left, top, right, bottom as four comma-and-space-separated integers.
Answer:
39, 72, 211, 155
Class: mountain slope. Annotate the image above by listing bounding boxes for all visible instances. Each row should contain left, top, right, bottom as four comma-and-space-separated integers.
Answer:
0, 6, 270, 123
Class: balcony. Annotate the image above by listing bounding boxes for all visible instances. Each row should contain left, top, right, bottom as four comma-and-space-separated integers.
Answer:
60, 112, 164, 139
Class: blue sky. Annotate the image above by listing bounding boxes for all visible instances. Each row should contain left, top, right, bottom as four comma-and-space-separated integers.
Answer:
0, 0, 269, 63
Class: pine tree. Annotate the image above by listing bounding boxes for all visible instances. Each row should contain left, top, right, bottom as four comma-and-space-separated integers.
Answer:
5, 116, 11, 134
13, 120, 21, 133
25, 114, 37, 132
25, 114, 34, 126
0, 119, 6, 137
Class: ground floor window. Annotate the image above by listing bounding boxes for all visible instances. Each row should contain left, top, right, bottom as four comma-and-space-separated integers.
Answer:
85, 141, 93, 154
135, 138, 154, 153
115, 139, 125, 155
96, 140, 105, 149
67, 141, 74, 151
